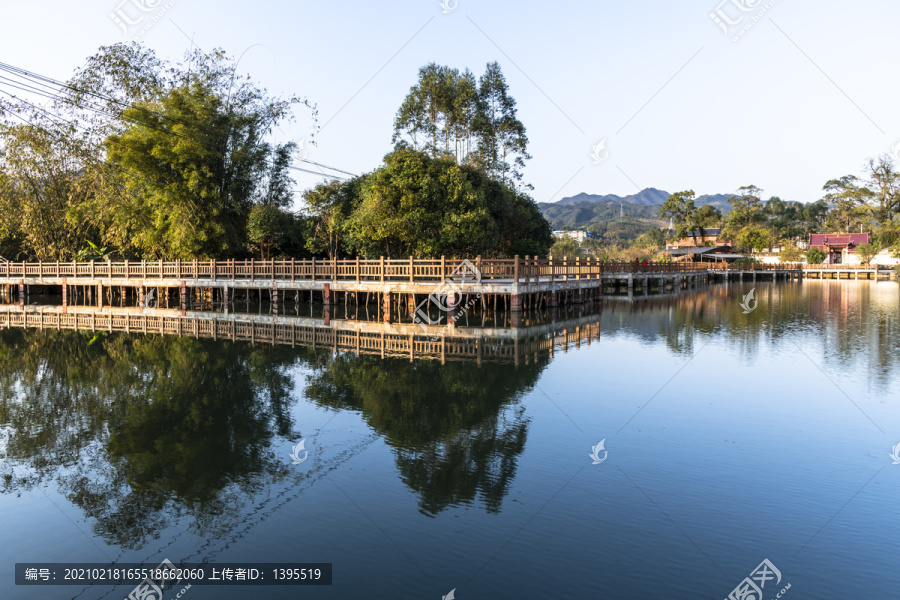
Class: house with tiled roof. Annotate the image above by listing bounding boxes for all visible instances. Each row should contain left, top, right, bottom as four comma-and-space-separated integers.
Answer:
808, 233, 869, 264
665, 228, 731, 250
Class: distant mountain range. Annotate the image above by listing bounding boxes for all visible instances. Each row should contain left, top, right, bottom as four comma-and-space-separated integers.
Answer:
538, 187, 736, 231
554, 187, 734, 209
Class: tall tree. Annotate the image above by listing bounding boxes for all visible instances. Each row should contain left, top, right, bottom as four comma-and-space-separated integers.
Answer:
474, 62, 530, 186
822, 175, 871, 232
659, 190, 697, 241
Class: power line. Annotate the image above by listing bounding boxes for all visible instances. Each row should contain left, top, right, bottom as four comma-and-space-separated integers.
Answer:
0, 59, 358, 183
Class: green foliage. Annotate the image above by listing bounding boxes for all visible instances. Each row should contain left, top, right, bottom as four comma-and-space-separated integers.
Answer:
393, 62, 530, 187
779, 245, 803, 263
305, 148, 550, 258
659, 190, 697, 240
855, 242, 879, 264
74, 241, 114, 262
0, 43, 315, 261
822, 175, 872, 233
805, 247, 827, 264
549, 236, 583, 258
737, 226, 773, 252
247, 205, 298, 259
0, 119, 100, 260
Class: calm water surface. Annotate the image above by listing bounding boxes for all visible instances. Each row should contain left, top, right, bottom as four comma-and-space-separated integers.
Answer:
0, 280, 898, 599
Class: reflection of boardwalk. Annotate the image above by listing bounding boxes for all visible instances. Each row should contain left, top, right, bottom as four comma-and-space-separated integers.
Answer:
0, 305, 605, 365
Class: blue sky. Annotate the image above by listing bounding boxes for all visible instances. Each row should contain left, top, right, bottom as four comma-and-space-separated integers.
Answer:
2, 0, 898, 206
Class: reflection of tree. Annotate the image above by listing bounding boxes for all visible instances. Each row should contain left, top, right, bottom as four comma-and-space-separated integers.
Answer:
606, 282, 900, 392
0, 329, 301, 549
304, 354, 541, 515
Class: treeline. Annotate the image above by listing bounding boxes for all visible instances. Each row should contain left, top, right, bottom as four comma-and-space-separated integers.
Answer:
0, 46, 551, 261
661, 163, 900, 257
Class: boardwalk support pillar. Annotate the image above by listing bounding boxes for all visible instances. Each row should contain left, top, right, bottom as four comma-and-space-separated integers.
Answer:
323, 283, 333, 306
510, 294, 523, 313
382, 291, 393, 323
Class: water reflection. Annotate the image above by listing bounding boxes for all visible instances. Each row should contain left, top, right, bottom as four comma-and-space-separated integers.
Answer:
303, 354, 538, 515
0, 280, 898, 553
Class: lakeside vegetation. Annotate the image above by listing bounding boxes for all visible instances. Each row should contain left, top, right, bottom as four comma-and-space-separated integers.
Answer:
550, 168, 900, 263
1, 43, 897, 264
0, 45, 551, 262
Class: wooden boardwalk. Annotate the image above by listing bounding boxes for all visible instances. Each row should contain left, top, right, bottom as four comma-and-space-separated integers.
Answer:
0, 256, 886, 318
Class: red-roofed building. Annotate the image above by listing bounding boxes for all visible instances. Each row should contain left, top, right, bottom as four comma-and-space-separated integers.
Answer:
808, 233, 869, 264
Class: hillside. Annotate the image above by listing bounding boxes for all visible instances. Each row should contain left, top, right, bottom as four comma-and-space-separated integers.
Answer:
540, 188, 735, 231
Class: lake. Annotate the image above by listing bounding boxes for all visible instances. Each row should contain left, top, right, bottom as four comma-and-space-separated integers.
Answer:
1, 279, 898, 599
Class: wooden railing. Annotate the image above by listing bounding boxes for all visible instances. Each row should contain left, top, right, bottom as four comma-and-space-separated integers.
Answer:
800, 263, 891, 270
8, 256, 868, 284
0, 256, 720, 283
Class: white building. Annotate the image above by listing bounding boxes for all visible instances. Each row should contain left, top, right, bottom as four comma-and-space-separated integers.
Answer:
552, 230, 589, 242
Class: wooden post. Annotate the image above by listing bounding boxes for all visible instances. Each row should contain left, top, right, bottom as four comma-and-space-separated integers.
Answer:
356, 257, 360, 283
409, 256, 414, 283
251, 258, 255, 281
513, 255, 520, 283
441, 255, 446, 281
311, 257, 316, 282
380, 256, 385, 283
291, 257, 295, 283
212, 258, 216, 281
383, 292, 393, 323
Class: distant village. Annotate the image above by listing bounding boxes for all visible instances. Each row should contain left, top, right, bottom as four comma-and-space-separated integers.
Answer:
552, 228, 899, 266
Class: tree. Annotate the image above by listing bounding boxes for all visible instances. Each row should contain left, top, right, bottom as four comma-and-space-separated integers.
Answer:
0, 43, 316, 261
302, 178, 362, 259
805, 247, 827, 264
779, 245, 803, 263
855, 242, 879, 265
658, 190, 697, 241
737, 226, 773, 253
474, 62, 531, 187
549, 236, 582, 258
0, 116, 99, 260
822, 175, 871, 232
695, 205, 722, 229
392, 62, 530, 186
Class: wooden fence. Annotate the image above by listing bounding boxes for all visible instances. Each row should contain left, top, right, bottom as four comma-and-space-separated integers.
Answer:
0, 256, 792, 283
